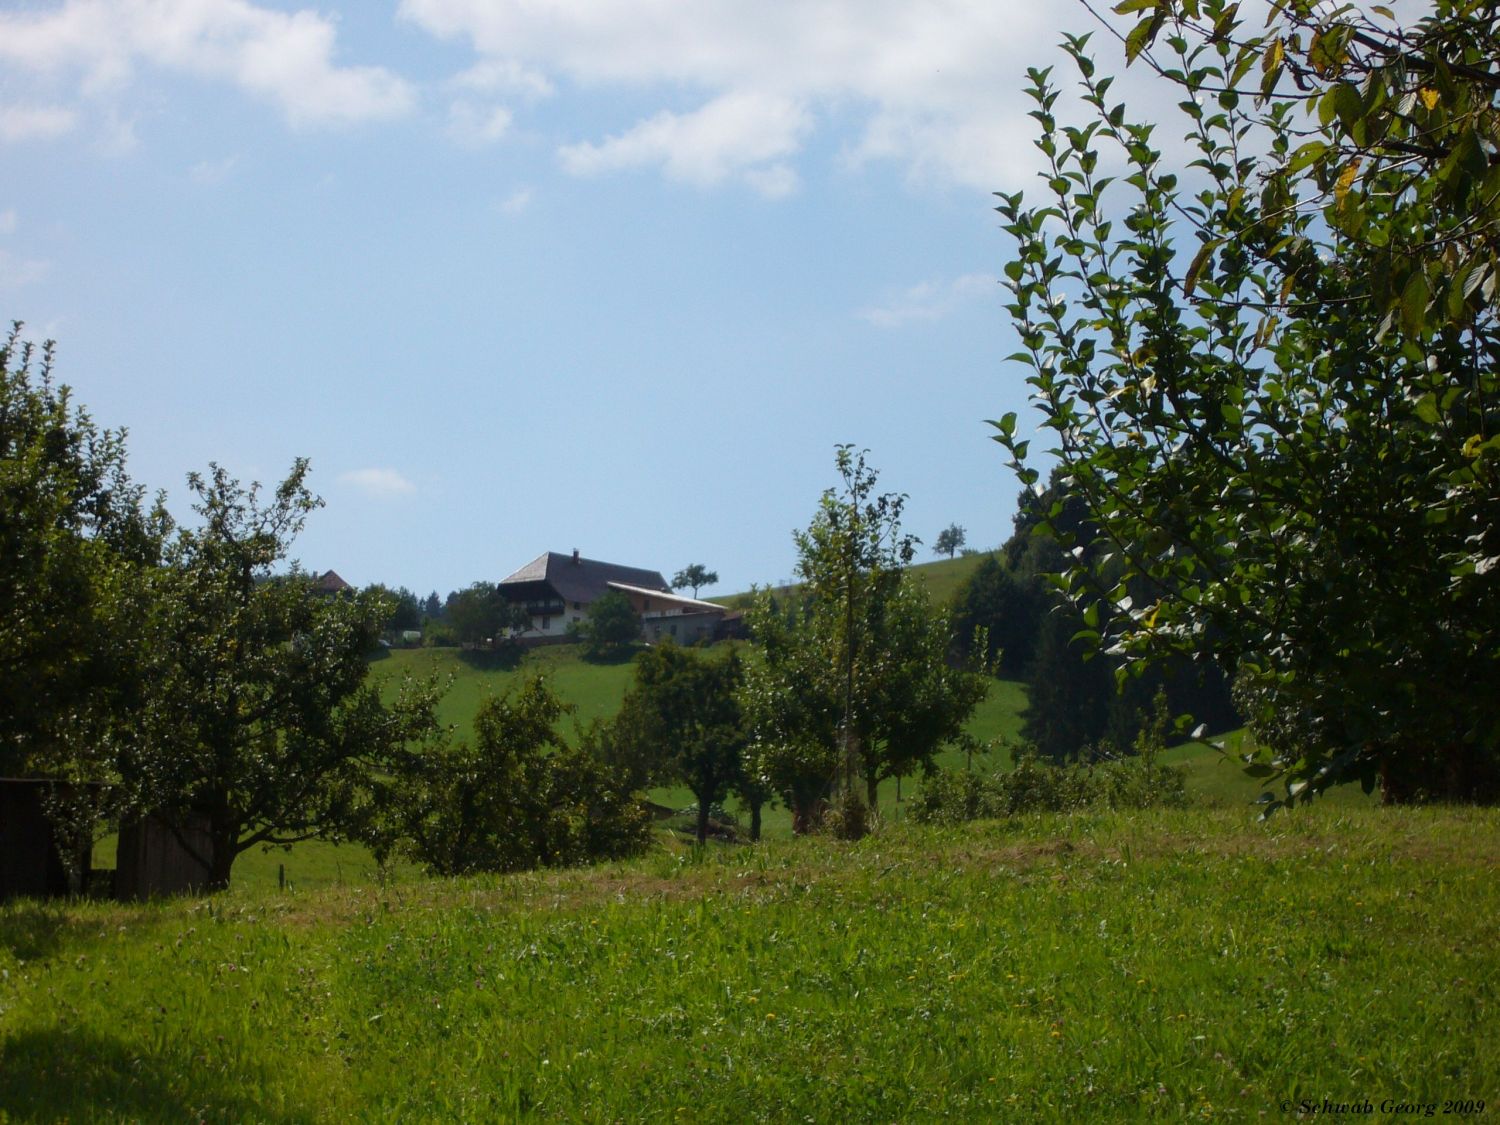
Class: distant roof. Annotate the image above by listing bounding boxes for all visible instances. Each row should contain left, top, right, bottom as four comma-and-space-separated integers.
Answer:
313, 570, 352, 594
499, 551, 669, 605
607, 581, 725, 613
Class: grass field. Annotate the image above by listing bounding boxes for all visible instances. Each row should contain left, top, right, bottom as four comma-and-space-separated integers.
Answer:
7, 804, 1496, 1121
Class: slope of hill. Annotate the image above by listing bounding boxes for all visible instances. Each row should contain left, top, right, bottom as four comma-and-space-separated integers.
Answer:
714, 551, 998, 610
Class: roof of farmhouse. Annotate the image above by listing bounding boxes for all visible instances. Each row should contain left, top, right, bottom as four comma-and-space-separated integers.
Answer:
499, 551, 670, 605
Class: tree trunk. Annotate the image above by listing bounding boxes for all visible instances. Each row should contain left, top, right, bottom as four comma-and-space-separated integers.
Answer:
865, 770, 879, 812
207, 822, 238, 892
696, 798, 711, 845
749, 800, 762, 842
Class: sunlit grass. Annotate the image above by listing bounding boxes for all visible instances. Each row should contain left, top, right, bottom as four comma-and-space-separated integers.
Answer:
8, 805, 1497, 1121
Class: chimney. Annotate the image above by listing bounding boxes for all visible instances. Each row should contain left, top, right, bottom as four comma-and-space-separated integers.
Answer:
572, 548, 580, 565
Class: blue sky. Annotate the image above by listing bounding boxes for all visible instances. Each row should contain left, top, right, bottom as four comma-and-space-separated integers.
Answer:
0, 0, 1146, 598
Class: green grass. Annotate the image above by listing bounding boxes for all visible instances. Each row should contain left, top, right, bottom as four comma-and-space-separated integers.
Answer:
7, 804, 1497, 1121
374, 644, 642, 739
716, 551, 998, 611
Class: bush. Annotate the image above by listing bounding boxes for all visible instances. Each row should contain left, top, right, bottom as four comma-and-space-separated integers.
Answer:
910, 751, 1186, 826
364, 678, 650, 875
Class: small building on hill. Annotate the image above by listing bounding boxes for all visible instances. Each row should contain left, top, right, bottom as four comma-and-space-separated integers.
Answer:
497, 549, 728, 645
311, 570, 352, 596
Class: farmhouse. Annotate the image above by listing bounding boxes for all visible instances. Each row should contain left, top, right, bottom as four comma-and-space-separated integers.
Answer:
498, 549, 727, 645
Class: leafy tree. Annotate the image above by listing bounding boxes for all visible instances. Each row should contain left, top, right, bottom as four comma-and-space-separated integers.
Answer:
368, 583, 422, 636
613, 642, 745, 843
994, 0, 1500, 806
933, 523, 967, 559
672, 563, 719, 599
367, 678, 649, 875
0, 325, 165, 780
447, 581, 528, 649
744, 448, 985, 832
128, 461, 439, 889
422, 590, 442, 619
570, 589, 641, 662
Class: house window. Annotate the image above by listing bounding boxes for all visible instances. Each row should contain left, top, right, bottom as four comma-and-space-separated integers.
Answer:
644, 598, 651, 609
573, 602, 581, 610
541, 616, 550, 630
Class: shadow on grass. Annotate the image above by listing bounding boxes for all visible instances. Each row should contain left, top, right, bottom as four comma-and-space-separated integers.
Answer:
0, 901, 72, 961
0, 1028, 300, 1123
576, 646, 643, 666
456, 645, 525, 672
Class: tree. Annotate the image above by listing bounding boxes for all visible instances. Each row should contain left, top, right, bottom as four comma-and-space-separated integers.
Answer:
951, 554, 1041, 678
128, 461, 439, 889
672, 563, 719, 599
366, 678, 649, 875
994, 0, 1500, 806
613, 642, 746, 843
367, 583, 422, 636
934, 524, 967, 559
1, 325, 165, 781
447, 581, 527, 649
744, 448, 985, 832
422, 590, 442, 619
570, 589, 641, 661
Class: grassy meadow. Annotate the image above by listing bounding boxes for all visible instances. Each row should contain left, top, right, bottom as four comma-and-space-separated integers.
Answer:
5, 805, 1495, 1121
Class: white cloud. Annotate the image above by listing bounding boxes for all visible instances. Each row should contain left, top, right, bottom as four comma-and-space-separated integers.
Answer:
0, 0, 415, 132
451, 57, 553, 101
398, 0, 1098, 192
858, 273, 996, 328
190, 154, 240, 184
559, 91, 810, 196
338, 467, 417, 499
0, 104, 78, 143
0, 210, 16, 236
497, 186, 533, 215
0, 249, 52, 290
445, 100, 513, 146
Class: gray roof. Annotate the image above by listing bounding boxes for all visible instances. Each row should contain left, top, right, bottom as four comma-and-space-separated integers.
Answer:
499, 551, 669, 605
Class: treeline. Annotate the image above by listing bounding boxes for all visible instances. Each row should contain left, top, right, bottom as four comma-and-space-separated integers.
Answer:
947, 468, 1239, 764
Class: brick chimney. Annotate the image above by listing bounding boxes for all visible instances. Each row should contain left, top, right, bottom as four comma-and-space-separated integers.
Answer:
571, 548, 580, 565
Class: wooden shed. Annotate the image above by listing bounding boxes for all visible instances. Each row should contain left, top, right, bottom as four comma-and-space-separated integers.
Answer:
114, 812, 214, 900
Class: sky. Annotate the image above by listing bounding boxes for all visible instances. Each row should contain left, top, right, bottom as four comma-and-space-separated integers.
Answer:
0, 0, 1156, 598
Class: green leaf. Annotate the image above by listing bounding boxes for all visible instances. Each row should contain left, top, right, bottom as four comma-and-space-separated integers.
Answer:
1182, 237, 1222, 297
1401, 271, 1431, 336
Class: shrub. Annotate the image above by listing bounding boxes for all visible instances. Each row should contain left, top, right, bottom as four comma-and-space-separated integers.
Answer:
365, 678, 650, 876
910, 750, 1186, 825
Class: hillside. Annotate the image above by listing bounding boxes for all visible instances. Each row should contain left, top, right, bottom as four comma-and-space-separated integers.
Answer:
714, 551, 998, 610
370, 644, 1029, 841
9, 805, 1496, 1120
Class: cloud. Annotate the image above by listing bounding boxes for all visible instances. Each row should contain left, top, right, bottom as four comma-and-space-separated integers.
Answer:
858, 273, 996, 328
559, 91, 811, 196
0, 104, 78, 143
338, 467, 417, 499
0, 249, 52, 290
0, 0, 415, 132
0, 209, 16, 236
497, 186, 533, 215
445, 100, 513, 146
190, 154, 240, 184
398, 0, 1098, 192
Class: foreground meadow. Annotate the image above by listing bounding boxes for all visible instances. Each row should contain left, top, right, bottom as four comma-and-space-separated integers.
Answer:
4, 805, 1495, 1121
